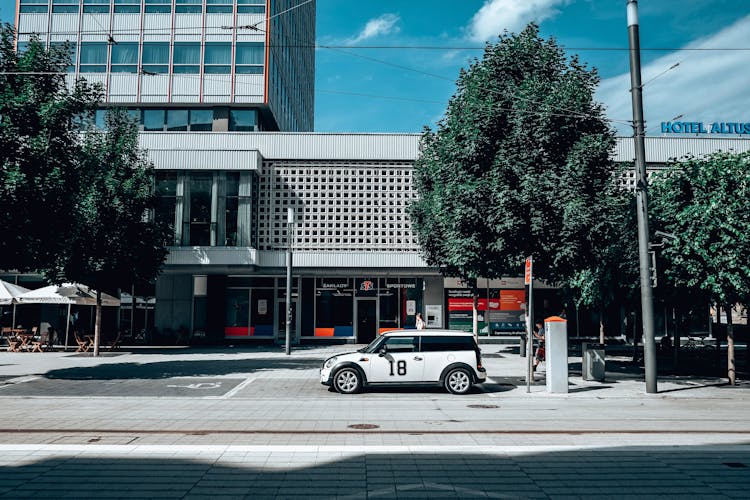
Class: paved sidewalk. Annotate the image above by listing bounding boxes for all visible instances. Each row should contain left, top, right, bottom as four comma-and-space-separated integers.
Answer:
1, 344, 749, 498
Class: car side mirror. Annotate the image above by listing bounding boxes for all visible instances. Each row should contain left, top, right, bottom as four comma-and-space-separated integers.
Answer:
378, 347, 387, 357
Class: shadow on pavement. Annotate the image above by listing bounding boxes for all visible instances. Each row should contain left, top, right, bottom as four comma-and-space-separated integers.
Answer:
0, 444, 749, 498
44, 357, 322, 381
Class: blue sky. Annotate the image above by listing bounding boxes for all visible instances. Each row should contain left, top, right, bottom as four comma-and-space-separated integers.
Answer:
3, 1, 748, 135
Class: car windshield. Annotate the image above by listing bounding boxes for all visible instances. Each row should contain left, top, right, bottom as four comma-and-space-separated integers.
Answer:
359, 336, 385, 353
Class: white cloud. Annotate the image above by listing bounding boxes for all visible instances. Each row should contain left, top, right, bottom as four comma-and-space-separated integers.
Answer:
348, 14, 400, 45
598, 15, 750, 135
468, 0, 570, 42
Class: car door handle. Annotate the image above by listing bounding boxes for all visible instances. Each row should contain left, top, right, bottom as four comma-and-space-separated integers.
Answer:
413, 356, 423, 361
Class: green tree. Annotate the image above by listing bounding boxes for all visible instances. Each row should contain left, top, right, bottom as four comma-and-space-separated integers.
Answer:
0, 26, 101, 272
43, 109, 170, 356
651, 151, 750, 384
409, 24, 623, 334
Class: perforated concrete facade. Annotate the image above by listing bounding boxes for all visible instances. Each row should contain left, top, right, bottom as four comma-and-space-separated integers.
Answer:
258, 160, 418, 252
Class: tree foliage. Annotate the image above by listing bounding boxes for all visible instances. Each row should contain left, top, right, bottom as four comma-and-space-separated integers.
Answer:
409, 25, 627, 302
0, 26, 101, 272
650, 151, 750, 307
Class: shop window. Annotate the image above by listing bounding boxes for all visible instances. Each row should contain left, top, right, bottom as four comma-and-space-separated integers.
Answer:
225, 289, 249, 338
111, 43, 138, 73
251, 289, 274, 337
173, 43, 200, 74
142, 43, 169, 74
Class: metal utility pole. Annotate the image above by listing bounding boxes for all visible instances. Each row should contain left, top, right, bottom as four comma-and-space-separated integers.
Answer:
285, 207, 294, 355
525, 256, 534, 393
627, 0, 657, 393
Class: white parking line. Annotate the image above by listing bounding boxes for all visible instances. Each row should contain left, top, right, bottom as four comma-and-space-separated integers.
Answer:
219, 377, 256, 399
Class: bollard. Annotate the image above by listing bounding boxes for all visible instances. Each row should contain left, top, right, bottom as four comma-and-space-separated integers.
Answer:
582, 342, 606, 381
545, 316, 568, 393
519, 333, 527, 357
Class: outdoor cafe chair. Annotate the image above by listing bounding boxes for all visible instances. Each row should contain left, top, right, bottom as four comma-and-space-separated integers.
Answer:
74, 332, 90, 353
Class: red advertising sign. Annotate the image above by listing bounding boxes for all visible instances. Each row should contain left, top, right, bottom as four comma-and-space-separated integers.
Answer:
524, 257, 532, 285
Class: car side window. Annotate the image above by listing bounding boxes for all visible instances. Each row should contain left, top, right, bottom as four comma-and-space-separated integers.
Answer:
420, 336, 474, 352
383, 336, 417, 353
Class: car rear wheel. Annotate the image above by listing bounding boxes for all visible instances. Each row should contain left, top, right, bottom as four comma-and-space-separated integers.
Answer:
333, 367, 362, 394
445, 367, 472, 395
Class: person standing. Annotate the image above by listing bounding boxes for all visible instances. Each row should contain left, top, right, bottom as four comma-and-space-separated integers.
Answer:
415, 312, 426, 330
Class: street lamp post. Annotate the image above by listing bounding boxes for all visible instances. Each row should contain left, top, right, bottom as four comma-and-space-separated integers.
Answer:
285, 207, 294, 355
627, 0, 658, 393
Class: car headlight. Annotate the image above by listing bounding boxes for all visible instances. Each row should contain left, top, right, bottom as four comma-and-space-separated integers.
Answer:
324, 357, 338, 369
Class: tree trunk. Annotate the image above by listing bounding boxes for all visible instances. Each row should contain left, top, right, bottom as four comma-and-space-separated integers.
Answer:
726, 303, 735, 385
94, 291, 102, 357
472, 291, 479, 342
599, 306, 605, 345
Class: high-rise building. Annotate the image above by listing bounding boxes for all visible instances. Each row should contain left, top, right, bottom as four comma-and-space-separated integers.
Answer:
15, 0, 315, 131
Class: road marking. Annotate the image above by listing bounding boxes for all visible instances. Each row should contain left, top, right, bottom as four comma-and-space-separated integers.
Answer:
219, 377, 256, 399
165, 382, 222, 389
0, 376, 40, 389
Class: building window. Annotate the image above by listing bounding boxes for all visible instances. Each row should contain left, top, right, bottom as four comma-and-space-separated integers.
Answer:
237, 0, 264, 14
20, 0, 49, 13
155, 172, 178, 245
206, 0, 232, 14
111, 43, 138, 73
189, 109, 213, 131
225, 172, 239, 246
142, 43, 169, 74
114, 0, 140, 13
79, 43, 107, 72
144, 0, 170, 13
49, 41, 76, 72
235, 43, 264, 74
173, 43, 200, 74
175, 0, 201, 13
166, 109, 189, 131
143, 109, 166, 131
52, 0, 78, 13
204, 43, 231, 74
189, 173, 212, 246
229, 109, 257, 131
83, 0, 109, 13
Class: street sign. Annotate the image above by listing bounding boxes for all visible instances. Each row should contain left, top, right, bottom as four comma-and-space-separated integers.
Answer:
524, 257, 532, 285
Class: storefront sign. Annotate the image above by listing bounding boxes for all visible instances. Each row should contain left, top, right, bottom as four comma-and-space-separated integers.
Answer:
661, 121, 750, 135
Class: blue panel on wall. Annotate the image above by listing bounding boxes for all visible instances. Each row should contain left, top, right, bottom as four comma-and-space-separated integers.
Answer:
254, 324, 274, 336
333, 326, 353, 337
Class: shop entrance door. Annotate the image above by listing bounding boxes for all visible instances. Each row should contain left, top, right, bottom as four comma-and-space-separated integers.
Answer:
276, 299, 297, 344
356, 299, 377, 344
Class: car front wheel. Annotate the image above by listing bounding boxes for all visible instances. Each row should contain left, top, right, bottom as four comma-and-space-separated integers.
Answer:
333, 367, 362, 394
445, 367, 472, 395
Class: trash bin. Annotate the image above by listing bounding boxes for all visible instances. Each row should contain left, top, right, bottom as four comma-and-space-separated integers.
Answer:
582, 343, 606, 382
519, 334, 527, 357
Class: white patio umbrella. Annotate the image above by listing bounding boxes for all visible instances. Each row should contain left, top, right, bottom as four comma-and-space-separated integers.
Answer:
17, 283, 120, 350
0, 279, 32, 331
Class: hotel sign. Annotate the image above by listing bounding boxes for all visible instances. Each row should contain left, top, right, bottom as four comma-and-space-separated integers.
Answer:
661, 121, 750, 135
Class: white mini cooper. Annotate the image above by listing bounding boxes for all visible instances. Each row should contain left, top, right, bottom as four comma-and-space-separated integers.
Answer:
320, 330, 486, 394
